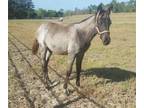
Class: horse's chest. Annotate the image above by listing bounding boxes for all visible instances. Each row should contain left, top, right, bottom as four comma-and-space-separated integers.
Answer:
83, 43, 90, 51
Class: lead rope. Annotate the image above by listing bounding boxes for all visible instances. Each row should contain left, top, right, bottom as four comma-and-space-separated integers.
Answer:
95, 11, 109, 35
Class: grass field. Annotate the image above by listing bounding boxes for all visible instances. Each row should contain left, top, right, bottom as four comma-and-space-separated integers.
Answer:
8, 13, 136, 108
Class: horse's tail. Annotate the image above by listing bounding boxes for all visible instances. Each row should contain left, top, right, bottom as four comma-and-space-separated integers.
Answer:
32, 38, 39, 55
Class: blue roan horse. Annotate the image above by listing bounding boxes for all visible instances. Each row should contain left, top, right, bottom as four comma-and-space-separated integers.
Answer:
32, 6, 113, 95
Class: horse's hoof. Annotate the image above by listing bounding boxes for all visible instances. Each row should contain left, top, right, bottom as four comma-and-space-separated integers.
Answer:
45, 84, 51, 90
63, 83, 67, 89
44, 80, 48, 85
65, 89, 70, 96
44, 78, 49, 84
76, 81, 80, 87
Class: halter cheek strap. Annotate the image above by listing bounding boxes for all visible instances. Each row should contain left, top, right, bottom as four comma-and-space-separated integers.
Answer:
95, 11, 110, 35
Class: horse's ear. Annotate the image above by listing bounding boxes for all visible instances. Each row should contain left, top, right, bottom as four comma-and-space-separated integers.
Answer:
95, 4, 103, 16
107, 5, 113, 15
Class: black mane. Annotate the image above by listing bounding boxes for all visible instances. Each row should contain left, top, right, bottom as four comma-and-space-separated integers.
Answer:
72, 15, 94, 25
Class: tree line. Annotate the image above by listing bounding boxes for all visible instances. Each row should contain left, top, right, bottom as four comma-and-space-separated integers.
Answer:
8, 0, 136, 19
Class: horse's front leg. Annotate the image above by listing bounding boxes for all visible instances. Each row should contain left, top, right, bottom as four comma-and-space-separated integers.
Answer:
76, 52, 84, 87
63, 54, 76, 95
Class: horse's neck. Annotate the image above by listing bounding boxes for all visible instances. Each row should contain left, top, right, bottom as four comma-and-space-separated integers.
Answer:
75, 16, 97, 43
75, 16, 95, 29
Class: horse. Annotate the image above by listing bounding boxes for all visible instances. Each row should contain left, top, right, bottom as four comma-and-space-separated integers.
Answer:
32, 6, 113, 95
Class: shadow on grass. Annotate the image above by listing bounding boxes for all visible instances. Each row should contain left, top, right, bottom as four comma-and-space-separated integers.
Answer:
82, 67, 136, 82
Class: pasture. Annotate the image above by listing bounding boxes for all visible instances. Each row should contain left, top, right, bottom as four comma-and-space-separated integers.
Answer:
8, 13, 135, 108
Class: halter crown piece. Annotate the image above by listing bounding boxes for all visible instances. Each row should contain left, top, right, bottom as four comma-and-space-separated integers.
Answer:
95, 11, 110, 35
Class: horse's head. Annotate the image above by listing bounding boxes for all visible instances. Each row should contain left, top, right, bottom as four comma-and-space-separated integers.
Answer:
95, 6, 113, 45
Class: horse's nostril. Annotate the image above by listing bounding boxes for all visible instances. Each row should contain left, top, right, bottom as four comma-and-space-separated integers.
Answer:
103, 37, 111, 45
103, 41, 109, 45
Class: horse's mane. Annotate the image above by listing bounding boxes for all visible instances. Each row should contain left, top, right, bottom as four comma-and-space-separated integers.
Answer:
78, 15, 94, 23
71, 15, 94, 25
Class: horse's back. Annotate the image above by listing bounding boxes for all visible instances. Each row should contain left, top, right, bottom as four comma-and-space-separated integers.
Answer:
36, 21, 81, 55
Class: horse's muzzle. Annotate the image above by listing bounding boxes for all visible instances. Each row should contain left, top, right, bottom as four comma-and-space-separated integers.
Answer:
100, 34, 111, 45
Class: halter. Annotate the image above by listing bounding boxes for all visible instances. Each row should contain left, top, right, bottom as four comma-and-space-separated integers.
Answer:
95, 11, 110, 35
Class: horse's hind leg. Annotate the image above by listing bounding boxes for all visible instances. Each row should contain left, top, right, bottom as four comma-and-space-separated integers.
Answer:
76, 53, 84, 87
40, 47, 52, 86
63, 54, 76, 95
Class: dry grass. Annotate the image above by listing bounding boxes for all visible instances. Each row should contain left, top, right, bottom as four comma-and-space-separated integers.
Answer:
9, 13, 136, 108
9, 13, 135, 69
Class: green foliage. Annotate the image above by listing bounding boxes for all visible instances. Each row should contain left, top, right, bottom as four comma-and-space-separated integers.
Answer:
64, 10, 74, 16
88, 4, 97, 14
64, 0, 135, 16
8, 0, 135, 19
111, 0, 136, 12
35, 9, 64, 18
35, 8, 47, 18
47, 10, 58, 17
8, 0, 35, 19
57, 9, 64, 17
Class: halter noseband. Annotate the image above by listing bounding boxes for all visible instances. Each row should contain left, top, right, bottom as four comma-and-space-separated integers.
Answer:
95, 11, 110, 35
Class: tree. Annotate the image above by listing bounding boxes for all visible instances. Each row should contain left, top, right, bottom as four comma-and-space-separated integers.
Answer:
47, 10, 58, 17
111, 0, 119, 12
8, 0, 35, 19
109, 0, 136, 13
64, 10, 74, 16
9, 0, 136, 19
57, 9, 64, 17
128, 0, 136, 12
25, 0, 36, 18
35, 8, 47, 18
